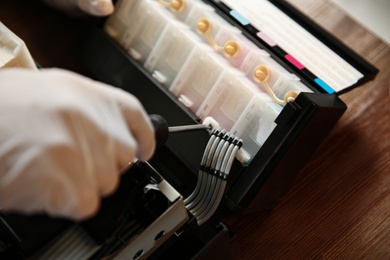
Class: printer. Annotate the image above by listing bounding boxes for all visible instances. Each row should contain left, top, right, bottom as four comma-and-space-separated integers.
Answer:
0, 0, 378, 259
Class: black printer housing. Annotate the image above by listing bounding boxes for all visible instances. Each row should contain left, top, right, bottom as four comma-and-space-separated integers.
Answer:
0, 0, 379, 258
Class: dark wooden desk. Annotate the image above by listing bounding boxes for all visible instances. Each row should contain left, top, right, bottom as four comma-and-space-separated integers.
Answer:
1, 0, 389, 258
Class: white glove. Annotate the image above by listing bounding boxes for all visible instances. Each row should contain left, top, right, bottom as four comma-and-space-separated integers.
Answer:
42, 0, 115, 16
0, 68, 155, 220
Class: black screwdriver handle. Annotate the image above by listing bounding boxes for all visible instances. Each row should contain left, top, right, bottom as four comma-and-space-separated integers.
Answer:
149, 114, 169, 149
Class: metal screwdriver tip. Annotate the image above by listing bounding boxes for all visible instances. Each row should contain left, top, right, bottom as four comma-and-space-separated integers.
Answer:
168, 124, 211, 133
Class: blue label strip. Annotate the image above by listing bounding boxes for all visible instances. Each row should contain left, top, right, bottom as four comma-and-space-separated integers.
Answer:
230, 10, 249, 26
314, 78, 335, 94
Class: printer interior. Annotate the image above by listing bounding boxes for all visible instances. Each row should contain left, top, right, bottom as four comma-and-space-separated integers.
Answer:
0, 0, 378, 259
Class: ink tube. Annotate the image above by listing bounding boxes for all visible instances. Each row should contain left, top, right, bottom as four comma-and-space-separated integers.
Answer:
169, 45, 230, 114
183, 1, 215, 28
184, 2, 237, 46
214, 32, 248, 67
214, 31, 268, 68
196, 72, 258, 132
230, 93, 282, 164
207, 20, 241, 49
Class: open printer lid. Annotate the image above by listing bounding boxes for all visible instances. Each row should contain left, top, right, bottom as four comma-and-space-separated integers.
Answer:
207, 0, 379, 94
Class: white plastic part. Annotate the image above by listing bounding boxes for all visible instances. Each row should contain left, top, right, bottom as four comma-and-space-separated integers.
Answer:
202, 116, 220, 133
129, 48, 142, 60
202, 116, 251, 164
235, 147, 251, 165
152, 70, 168, 84
0, 22, 37, 70
178, 94, 194, 108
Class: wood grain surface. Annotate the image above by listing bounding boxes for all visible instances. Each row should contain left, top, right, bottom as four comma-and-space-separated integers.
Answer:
1, 0, 389, 259
224, 1, 390, 259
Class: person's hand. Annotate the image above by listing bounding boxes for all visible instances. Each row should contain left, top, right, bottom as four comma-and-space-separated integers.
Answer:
42, 0, 114, 16
0, 68, 155, 220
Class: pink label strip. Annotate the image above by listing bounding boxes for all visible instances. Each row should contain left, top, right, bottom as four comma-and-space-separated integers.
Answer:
285, 54, 305, 70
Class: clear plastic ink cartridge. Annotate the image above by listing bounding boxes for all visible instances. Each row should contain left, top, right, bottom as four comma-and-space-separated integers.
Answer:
123, 1, 175, 62
196, 72, 258, 132
104, 0, 143, 44
105, 0, 174, 61
230, 93, 282, 163
270, 74, 313, 101
144, 23, 200, 87
169, 45, 230, 113
239, 50, 281, 80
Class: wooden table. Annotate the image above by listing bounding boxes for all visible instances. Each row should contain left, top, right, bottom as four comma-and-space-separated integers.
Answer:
1, 0, 389, 258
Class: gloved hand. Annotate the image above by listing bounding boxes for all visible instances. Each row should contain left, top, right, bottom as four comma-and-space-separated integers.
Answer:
0, 68, 155, 220
42, 0, 114, 16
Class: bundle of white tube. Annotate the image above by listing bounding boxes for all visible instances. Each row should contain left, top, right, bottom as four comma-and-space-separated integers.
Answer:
184, 128, 242, 225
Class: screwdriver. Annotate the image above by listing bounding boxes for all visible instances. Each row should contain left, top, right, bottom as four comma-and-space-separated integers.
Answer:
149, 114, 212, 148
149, 114, 250, 164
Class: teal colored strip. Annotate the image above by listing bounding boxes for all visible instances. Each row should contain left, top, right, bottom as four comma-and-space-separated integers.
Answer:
315, 78, 335, 94
230, 10, 249, 26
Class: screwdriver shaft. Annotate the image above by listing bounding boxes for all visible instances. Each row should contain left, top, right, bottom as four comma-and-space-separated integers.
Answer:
168, 124, 211, 133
